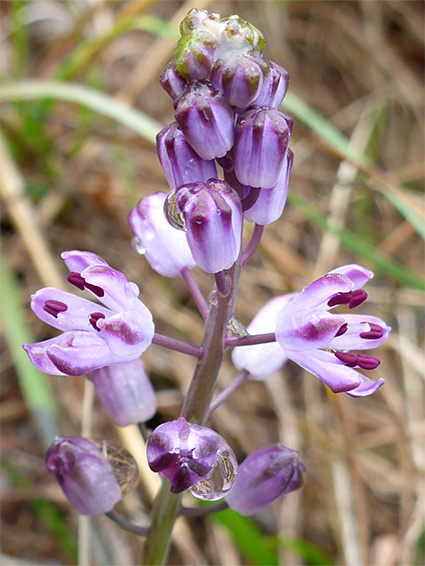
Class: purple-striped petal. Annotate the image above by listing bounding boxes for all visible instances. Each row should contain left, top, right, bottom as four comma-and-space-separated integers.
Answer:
31, 288, 110, 332
61, 250, 109, 273
276, 309, 345, 351
89, 360, 157, 426
329, 264, 373, 289
282, 273, 354, 315
345, 376, 385, 398
286, 349, 362, 393
330, 314, 391, 350
97, 309, 154, 359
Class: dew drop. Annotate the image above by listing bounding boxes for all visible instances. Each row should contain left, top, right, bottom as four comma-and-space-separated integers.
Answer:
227, 316, 249, 338
189, 448, 237, 501
164, 191, 185, 230
131, 237, 146, 255
94, 440, 139, 496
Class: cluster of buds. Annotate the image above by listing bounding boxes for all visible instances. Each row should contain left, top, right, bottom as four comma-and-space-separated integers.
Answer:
152, 8, 293, 274
22, 9, 390, 547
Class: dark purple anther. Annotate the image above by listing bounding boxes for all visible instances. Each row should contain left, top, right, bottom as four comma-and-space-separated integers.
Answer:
335, 322, 348, 337
335, 351, 380, 370
357, 353, 381, 370
67, 272, 105, 297
360, 323, 384, 339
334, 351, 358, 367
43, 300, 68, 318
89, 312, 105, 331
67, 272, 86, 290
348, 289, 368, 309
327, 289, 367, 309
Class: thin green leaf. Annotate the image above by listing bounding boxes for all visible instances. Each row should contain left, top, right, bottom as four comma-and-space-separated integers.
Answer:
268, 535, 334, 566
0, 80, 160, 143
0, 256, 59, 447
287, 192, 425, 290
209, 508, 278, 566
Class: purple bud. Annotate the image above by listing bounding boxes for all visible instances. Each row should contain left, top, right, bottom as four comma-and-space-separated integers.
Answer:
45, 436, 122, 515
88, 360, 156, 427
234, 107, 293, 188
169, 179, 242, 273
225, 443, 304, 516
128, 192, 197, 277
174, 82, 235, 160
159, 62, 188, 101
211, 52, 268, 109
156, 123, 217, 190
250, 61, 289, 109
244, 149, 293, 225
174, 30, 219, 81
147, 417, 236, 496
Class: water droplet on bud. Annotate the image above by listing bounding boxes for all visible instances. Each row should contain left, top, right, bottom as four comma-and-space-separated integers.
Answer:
164, 191, 185, 230
131, 237, 146, 255
93, 440, 139, 496
189, 448, 237, 501
227, 316, 249, 338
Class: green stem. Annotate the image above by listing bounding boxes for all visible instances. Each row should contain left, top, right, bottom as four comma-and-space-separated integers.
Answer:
141, 257, 242, 564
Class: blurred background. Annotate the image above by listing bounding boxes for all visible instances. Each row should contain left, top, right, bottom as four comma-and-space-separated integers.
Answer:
0, 1, 424, 565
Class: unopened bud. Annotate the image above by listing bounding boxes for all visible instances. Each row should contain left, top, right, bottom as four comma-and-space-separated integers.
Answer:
170, 179, 242, 273
234, 107, 293, 188
88, 360, 156, 427
156, 122, 217, 190
225, 443, 304, 515
174, 82, 235, 160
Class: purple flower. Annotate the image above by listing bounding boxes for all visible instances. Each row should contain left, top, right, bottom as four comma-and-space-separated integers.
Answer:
210, 52, 268, 109
244, 149, 293, 225
167, 179, 242, 273
23, 251, 154, 376
156, 123, 217, 190
128, 192, 196, 277
225, 443, 304, 516
174, 81, 235, 160
234, 107, 293, 189
250, 61, 289, 108
147, 417, 235, 494
275, 265, 390, 396
232, 294, 295, 380
46, 436, 122, 515
88, 359, 156, 427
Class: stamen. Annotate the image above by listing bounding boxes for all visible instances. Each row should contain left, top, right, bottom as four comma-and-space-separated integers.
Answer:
327, 289, 368, 309
67, 272, 85, 290
43, 300, 68, 318
89, 312, 105, 331
334, 351, 380, 370
334, 351, 358, 367
360, 322, 384, 339
335, 322, 348, 337
349, 289, 367, 309
357, 353, 380, 370
67, 272, 105, 297
84, 282, 105, 297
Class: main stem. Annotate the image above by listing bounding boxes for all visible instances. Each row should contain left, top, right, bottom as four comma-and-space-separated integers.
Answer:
141, 257, 241, 565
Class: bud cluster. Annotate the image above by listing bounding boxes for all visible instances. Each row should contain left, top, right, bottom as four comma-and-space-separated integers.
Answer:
144, 9, 294, 276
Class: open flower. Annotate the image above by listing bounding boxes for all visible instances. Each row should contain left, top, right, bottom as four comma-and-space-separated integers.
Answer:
23, 251, 154, 376
275, 264, 390, 396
